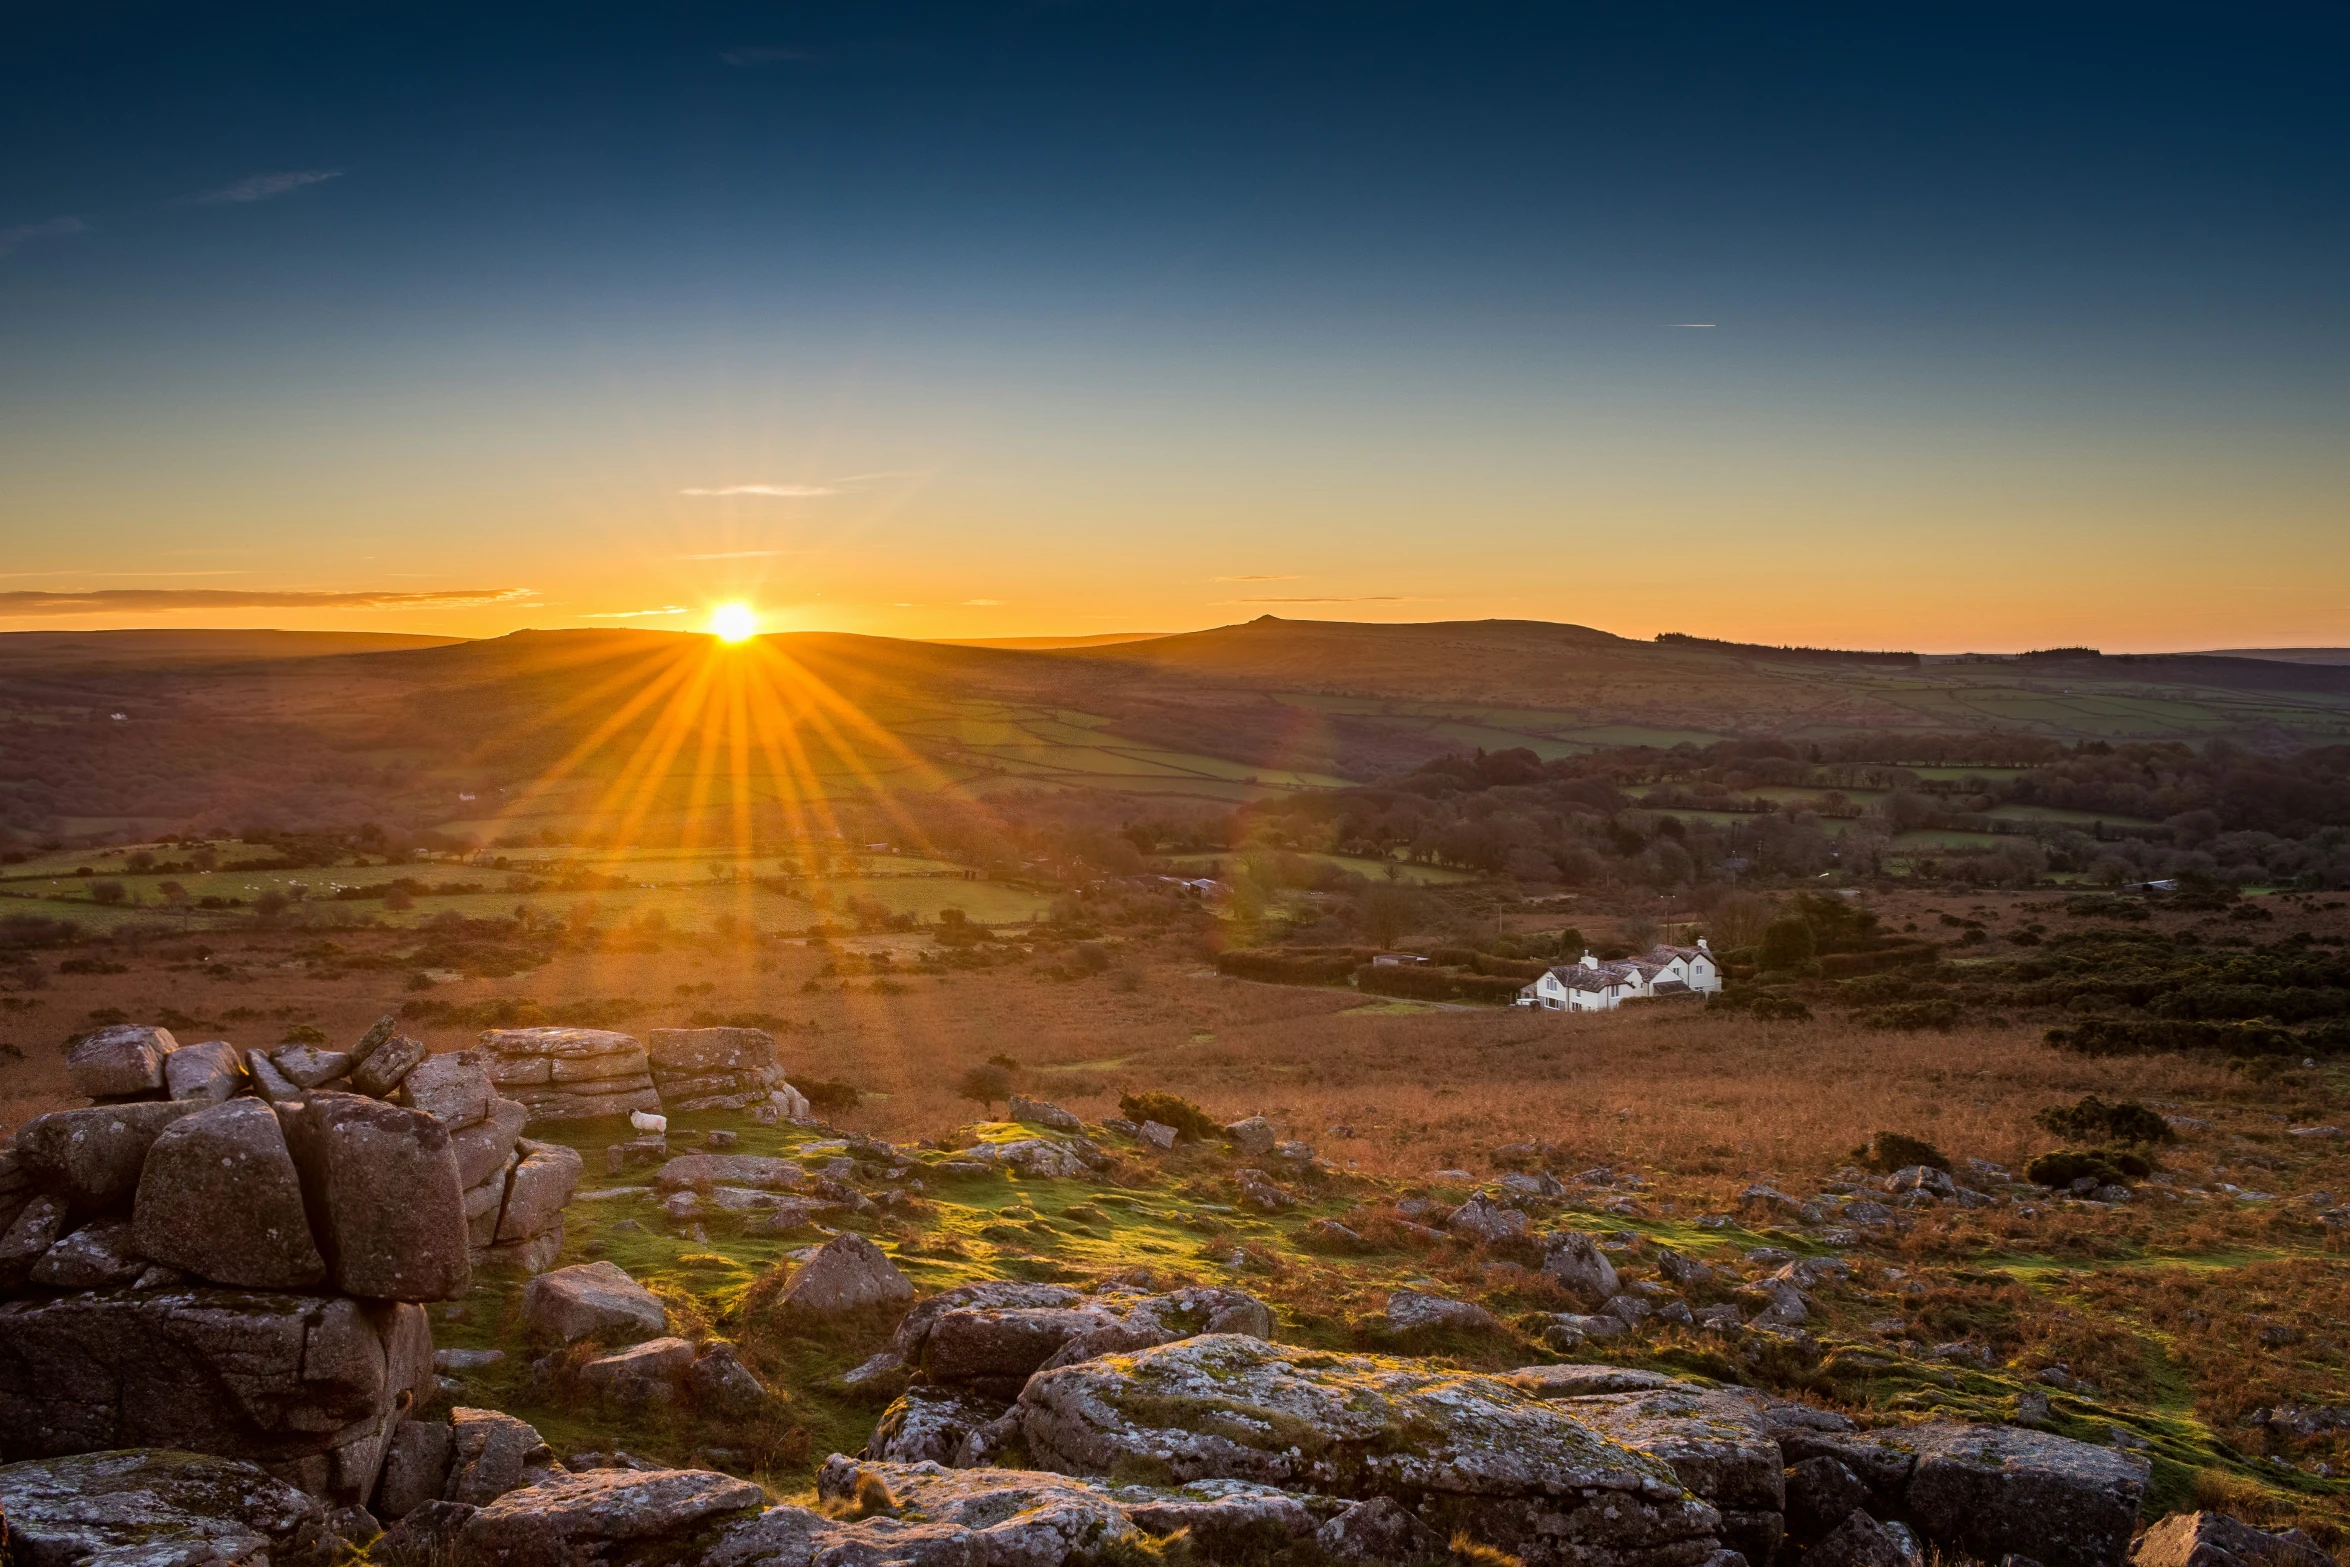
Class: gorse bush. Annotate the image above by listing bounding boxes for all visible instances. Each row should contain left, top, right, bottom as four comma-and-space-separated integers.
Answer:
1119, 1090, 1222, 1142
1856, 1131, 1950, 1173
2034, 1095, 2177, 1147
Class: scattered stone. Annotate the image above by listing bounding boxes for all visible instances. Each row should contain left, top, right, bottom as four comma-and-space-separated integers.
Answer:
2132, 1511, 2336, 1567
494, 1140, 584, 1245
1904, 1423, 2150, 1567
688, 1342, 769, 1416
1541, 1229, 1621, 1302
1810, 1509, 1921, 1567
1511, 1364, 1686, 1397
445, 1406, 562, 1506
579, 1336, 697, 1406
869, 1384, 1015, 1464
66, 1024, 178, 1100
1140, 1120, 1178, 1150
163, 1038, 247, 1104
379, 1418, 456, 1518
1225, 1115, 1278, 1157
1234, 1169, 1295, 1212
1305, 1218, 1365, 1250
655, 1153, 804, 1191
522, 1260, 668, 1343
0, 1193, 68, 1289
774, 1232, 916, 1317
1010, 1094, 1085, 1132
1385, 1288, 1500, 1333
1449, 1192, 1531, 1242
246, 1049, 306, 1102
133, 1096, 327, 1288
457, 1464, 765, 1567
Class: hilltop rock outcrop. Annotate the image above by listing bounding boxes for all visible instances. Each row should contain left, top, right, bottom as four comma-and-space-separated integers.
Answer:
480, 1027, 662, 1126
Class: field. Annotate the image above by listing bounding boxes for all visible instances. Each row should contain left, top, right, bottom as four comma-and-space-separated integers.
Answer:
9, 890, 2350, 1536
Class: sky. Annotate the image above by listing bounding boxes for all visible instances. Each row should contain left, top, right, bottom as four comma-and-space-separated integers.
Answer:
2, 2, 2346, 652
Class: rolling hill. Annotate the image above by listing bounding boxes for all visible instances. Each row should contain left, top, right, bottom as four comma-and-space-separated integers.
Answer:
5, 619, 2350, 842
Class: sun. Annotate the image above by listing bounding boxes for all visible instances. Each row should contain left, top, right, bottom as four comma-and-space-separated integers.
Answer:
708, 603, 759, 643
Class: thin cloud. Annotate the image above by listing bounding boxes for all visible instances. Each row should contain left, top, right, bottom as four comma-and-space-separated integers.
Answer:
719, 46, 810, 65
582, 606, 690, 619
1233, 595, 1416, 604
0, 217, 86, 259
1671, 323, 1717, 328
0, 587, 531, 617
179, 171, 343, 206
1212, 573, 1301, 582
679, 484, 837, 498
962, 599, 1005, 607
675, 549, 791, 560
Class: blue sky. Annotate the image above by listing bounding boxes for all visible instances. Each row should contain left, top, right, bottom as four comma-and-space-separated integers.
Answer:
3, 2, 2345, 649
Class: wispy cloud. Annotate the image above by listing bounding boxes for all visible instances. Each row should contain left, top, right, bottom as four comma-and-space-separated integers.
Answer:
582, 606, 690, 619
675, 549, 791, 560
0, 217, 87, 259
679, 483, 837, 498
962, 599, 1005, 607
1212, 573, 1301, 583
179, 170, 343, 206
719, 46, 810, 65
1232, 595, 1416, 604
1671, 323, 1717, 328
0, 587, 531, 617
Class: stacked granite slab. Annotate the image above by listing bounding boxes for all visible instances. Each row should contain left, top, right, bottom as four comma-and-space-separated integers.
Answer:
406, 1051, 581, 1273
479, 1027, 660, 1126
0, 1021, 467, 1505
646, 1026, 789, 1112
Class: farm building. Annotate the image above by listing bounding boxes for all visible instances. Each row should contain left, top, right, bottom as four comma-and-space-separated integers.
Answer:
1516, 941, 1721, 1012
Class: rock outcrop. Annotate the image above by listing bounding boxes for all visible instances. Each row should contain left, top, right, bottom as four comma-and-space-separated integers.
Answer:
646, 1026, 792, 1112
480, 1028, 661, 1126
523, 1260, 669, 1343
1018, 1334, 1720, 1567
0, 1448, 330, 1567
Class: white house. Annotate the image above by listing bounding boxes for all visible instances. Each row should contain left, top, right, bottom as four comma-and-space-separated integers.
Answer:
1516, 940, 1720, 1012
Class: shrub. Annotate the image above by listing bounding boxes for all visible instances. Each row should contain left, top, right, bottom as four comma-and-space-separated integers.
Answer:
799, 1076, 863, 1113
1856, 1131, 1951, 1174
2026, 1147, 2151, 1188
1867, 1000, 1960, 1031
1757, 918, 1816, 971
2046, 1018, 2305, 1058
2034, 1095, 2178, 1147
1214, 948, 1366, 984
279, 1023, 327, 1045
1749, 996, 1813, 1022
1353, 965, 1526, 1004
1118, 1090, 1222, 1142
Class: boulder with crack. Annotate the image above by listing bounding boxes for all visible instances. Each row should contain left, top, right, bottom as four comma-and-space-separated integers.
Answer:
1560, 1386, 1786, 1567
1017, 1334, 1721, 1567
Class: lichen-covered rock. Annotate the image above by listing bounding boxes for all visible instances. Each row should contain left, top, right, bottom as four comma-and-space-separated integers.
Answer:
522, 1260, 667, 1343
1449, 1193, 1531, 1243
407, 1051, 497, 1130
480, 1029, 658, 1128
1318, 1495, 1447, 1562
494, 1140, 583, 1244
1785, 1455, 1870, 1542
1809, 1510, 1919, 1567
924, 1304, 1125, 1395
1384, 1288, 1499, 1333
350, 1033, 430, 1098
445, 1407, 562, 1506
2133, 1512, 2337, 1567
1566, 1387, 1784, 1566
455, 1466, 765, 1567
0, 1448, 327, 1567
273, 1044, 353, 1089
133, 1097, 327, 1289
1109, 1476, 1321, 1550
655, 1154, 804, 1191
0, 1192, 68, 1289
66, 1024, 180, 1100
893, 1281, 1085, 1362
1511, 1365, 1688, 1398
1018, 1335, 1720, 1567
687, 1342, 769, 1417
1901, 1422, 2149, 1567
908, 1282, 1275, 1394
579, 1337, 696, 1406
1224, 1116, 1278, 1157
379, 1418, 455, 1519
647, 1026, 777, 1074
773, 1232, 916, 1317
451, 1098, 530, 1190
1009, 1095, 1084, 1133
279, 1091, 470, 1301
0, 1288, 432, 1504
164, 1038, 248, 1104
16, 1102, 201, 1216
1542, 1230, 1622, 1303
31, 1218, 148, 1288
868, 1385, 1014, 1465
